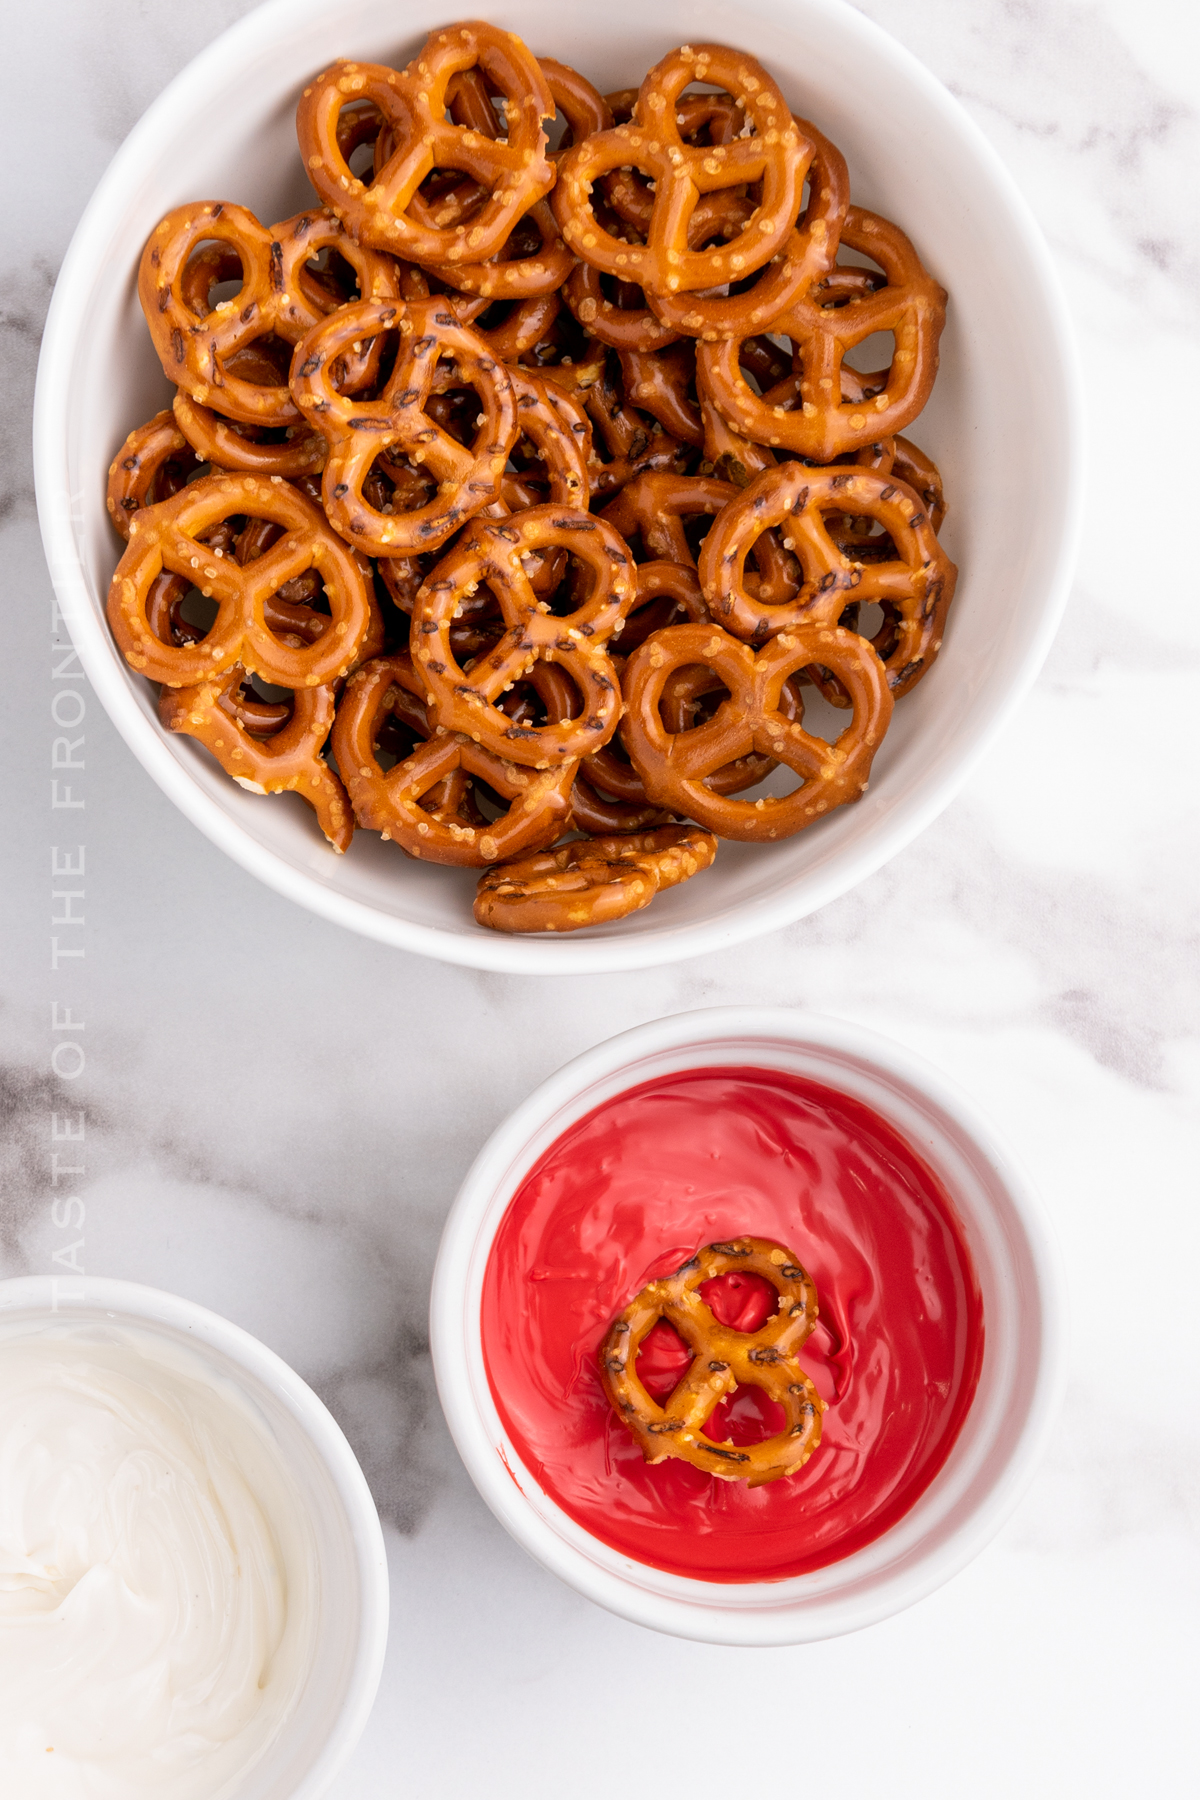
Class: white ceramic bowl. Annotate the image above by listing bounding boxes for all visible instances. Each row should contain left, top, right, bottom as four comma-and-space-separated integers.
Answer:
34, 0, 1082, 972
0, 1276, 388, 1799
430, 1007, 1066, 1643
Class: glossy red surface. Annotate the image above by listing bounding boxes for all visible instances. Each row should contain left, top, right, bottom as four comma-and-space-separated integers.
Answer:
481, 1067, 984, 1582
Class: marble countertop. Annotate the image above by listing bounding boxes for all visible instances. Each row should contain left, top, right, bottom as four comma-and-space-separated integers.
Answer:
2, 0, 1198, 1793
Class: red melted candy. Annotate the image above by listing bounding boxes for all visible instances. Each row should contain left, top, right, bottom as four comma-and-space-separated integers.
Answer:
482, 1067, 984, 1582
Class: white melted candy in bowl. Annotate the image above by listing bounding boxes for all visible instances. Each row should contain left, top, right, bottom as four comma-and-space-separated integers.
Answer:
0, 1322, 320, 1798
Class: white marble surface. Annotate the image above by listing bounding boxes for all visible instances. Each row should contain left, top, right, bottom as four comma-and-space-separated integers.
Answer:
3, 0, 1199, 1792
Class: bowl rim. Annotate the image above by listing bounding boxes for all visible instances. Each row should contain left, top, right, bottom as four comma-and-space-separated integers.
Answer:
429, 1005, 1069, 1643
32, 0, 1085, 973
0, 1273, 389, 1800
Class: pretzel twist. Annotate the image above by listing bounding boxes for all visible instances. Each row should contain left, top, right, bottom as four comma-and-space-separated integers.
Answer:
646, 118, 850, 341
160, 669, 353, 850
600, 1237, 823, 1486
296, 25, 555, 265
697, 207, 946, 461
500, 366, 592, 511
621, 620, 892, 839
332, 653, 573, 864
107, 473, 374, 688
411, 505, 636, 767
474, 823, 716, 932
601, 470, 736, 565
291, 296, 519, 555
554, 46, 811, 296
698, 461, 956, 694
139, 204, 400, 427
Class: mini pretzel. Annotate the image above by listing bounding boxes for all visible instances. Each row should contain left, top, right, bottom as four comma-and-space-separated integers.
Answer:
107, 472, 374, 689
599, 1237, 823, 1485
697, 207, 946, 461
621, 620, 892, 839
645, 118, 850, 340
296, 26, 555, 265
697, 461, 956, 695
172, 390, 327, 480
291, 296, 519, 555
139, 203, 400, 426
474, 844, 660, 933
332, 653, 573, 865
410, 506, 636, 767
107, 412, 199, 538
474, 823, 716, 932
616, 343, 703, 446
160, 668, 353, 850
563, 262, 681, 352
554, 46, 811, 296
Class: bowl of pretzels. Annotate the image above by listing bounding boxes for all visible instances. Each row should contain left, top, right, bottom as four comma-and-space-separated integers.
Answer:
34, 0, 1082, 971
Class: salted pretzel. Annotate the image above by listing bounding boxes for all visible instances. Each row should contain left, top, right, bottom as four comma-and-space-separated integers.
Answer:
172, 391, 327, 480
564, 263, 681, 353
599, 1237, 823, 1485
291, 296, 519, 555
621, 620, 892, 839
160, 668, 353, 850
645, 118, 850, 341
554, 46, 811, 298
332, 653, 573, 864
410, 505, 636, 767
139, 203, 400, 427
697, 207, 946, 462
297, 25, 555, 265
568, 766, 673, 836
107, 472, 373, 688
697, 461, 956, 695
474, 823, 716, 932
107, 413, 199, 538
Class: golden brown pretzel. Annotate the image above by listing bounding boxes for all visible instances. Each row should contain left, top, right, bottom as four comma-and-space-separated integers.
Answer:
410, 505, 636, 767
291, 295, 519, 555
697, 207, 946, 461
599, 1237, 823, 1485
563, 262, 681, 353
554, 46, 811, 297
172, 390, 327, 480
160, 668, 353, 850
296, 25, 555, 265
473, 823, 716, 932
499, 366, 592, 511
584, 357, 692, 498
616, 343, 703, 446
138, 203, 400, 426
107, 472, 373, 689
645, 118, 850, 340
107, 412, 199, 538
620, 620, 893, 839
332, 653, 573, 864
697, 460, 956, 695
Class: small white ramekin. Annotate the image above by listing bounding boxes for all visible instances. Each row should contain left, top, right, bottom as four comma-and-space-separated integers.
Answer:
431, 1007, 1066, 1644
0, 1276, 388, 1799
32, 0, 1083, 972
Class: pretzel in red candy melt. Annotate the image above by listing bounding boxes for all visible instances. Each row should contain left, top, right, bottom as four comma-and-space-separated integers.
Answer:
599, 1236, 823, 1485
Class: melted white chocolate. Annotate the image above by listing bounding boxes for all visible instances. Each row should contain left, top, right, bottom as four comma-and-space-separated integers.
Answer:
0, 1321, 319, 1798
